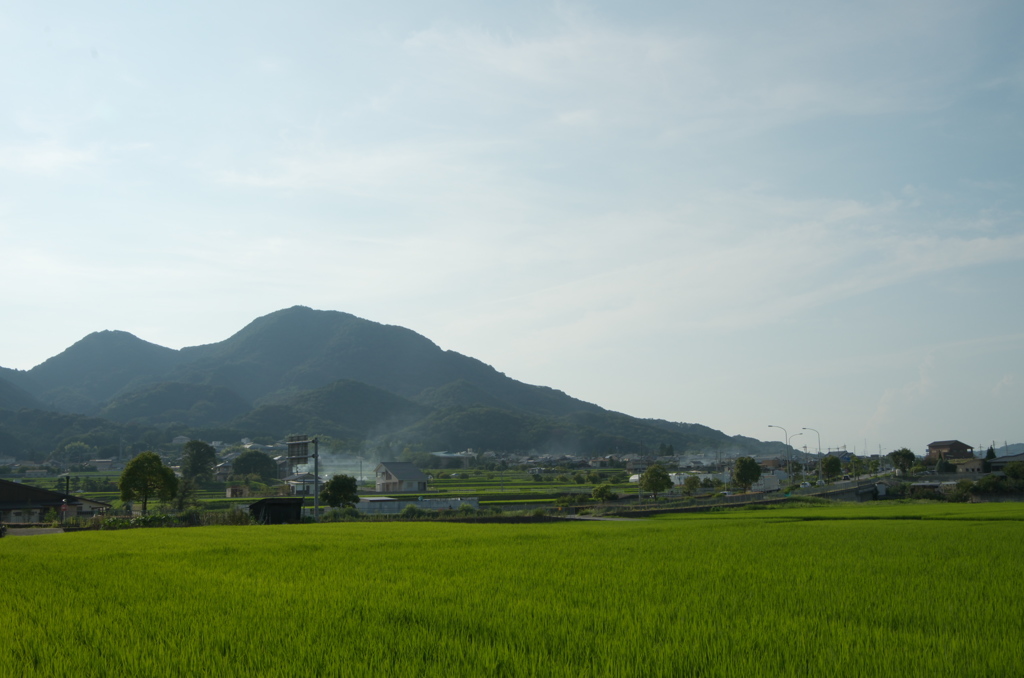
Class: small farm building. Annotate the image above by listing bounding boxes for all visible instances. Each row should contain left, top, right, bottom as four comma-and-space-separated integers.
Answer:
248, 497, 304, 524
0, 477, 110, 523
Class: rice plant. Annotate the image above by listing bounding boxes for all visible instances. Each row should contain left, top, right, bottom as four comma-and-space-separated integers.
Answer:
1, 503, 1021, 677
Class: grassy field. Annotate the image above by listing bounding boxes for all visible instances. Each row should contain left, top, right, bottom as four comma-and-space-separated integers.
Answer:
2, 502, 1022, 677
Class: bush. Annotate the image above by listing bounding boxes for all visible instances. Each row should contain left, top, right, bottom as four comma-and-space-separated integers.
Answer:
1005, 462, 1024, 481
400, 504, 430, 519
948, 480, 975, 503
201, 510, 255, 526
323, 507, 362, 522
909, 487, 944, 501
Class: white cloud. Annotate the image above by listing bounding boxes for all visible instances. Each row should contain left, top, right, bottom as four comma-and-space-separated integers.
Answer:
0, 140, 97, 174
398, 2, 984, 144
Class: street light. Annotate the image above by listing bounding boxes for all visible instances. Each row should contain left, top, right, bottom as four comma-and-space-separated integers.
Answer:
788, 432, 803, 478
803, 427, 822, 483
769, 425, 787, 481
768, 425, 787, 444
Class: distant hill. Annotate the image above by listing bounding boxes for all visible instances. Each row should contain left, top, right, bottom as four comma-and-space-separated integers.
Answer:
0, 408, 156, 462
99, 382, 251, 428
0, 375, 42, 411
172, 306, 601, 416
0, 306, 782, 460
233, 379, 428, 440
21, 330, 184, 412
997, 443, 1024, 457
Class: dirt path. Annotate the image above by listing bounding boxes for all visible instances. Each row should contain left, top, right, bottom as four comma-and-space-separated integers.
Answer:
3, 528, 65, 536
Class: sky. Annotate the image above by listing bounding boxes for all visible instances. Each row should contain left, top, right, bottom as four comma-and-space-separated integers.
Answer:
1, 1, 1022, 456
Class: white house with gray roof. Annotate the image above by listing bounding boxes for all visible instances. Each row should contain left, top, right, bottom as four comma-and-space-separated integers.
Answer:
374, 462, 428, 493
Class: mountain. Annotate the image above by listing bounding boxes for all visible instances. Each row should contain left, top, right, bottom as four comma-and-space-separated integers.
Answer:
0, 375, 42, 411
172, 306, 600, 416
0, 407, 157, 462
233, 379, 428, 440
98, 382, 251, 427
0, 306, 778, 460
23, 330, 184, 412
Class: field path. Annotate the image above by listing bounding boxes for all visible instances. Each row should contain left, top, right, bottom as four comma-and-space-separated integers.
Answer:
3, 528, 65, 536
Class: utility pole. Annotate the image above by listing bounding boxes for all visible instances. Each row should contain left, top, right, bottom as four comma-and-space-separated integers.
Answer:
313, 437, 320, 521
287, 435, 320, 521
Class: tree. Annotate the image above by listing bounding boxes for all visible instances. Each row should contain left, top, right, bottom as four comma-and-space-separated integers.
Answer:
232, 450, 278, 481
733, 457, 761, 492
984, 446, 997, 473
592, 484, 617, 502
639, 464, 673, 499
320, 474, 360, 508
173, 476, 198, 512
1005, 461, 1024, 482
181, 440, 217, 481
59, 442, 95, 467
888, 448, 916, 475
119, 452, 178, 514
682, 475, 701, 494
822, 455, 842, 482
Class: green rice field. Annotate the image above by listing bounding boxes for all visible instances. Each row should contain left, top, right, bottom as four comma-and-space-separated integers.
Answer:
2, 502, 1022, 677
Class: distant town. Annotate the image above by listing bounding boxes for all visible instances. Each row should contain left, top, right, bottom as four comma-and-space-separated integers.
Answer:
3, 433, 1023, 528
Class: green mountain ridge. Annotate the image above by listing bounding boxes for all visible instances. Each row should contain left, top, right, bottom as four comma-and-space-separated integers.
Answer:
0, 306, 779, 460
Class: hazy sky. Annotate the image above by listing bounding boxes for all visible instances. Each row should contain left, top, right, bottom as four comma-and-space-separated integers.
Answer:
2, 1, 1022, 455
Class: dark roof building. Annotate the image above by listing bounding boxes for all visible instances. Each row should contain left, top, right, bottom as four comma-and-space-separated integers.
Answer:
0, 477, 111, 523
989, 452, 1024, 473
926, 440, 974, 462
248, 497, 304, 524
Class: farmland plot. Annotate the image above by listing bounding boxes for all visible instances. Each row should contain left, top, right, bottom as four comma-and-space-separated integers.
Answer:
1, 505, 1022, 677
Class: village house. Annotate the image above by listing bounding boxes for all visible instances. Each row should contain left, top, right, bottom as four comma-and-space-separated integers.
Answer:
283, 472, 321, 495
213, 461, 233, 482
626, 459, 652, 475
374, 462, 429, 493
988, 452, 1024, 473
0, 477, 110, 523
956, 458, 986, 474
926, 440, 974, 462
